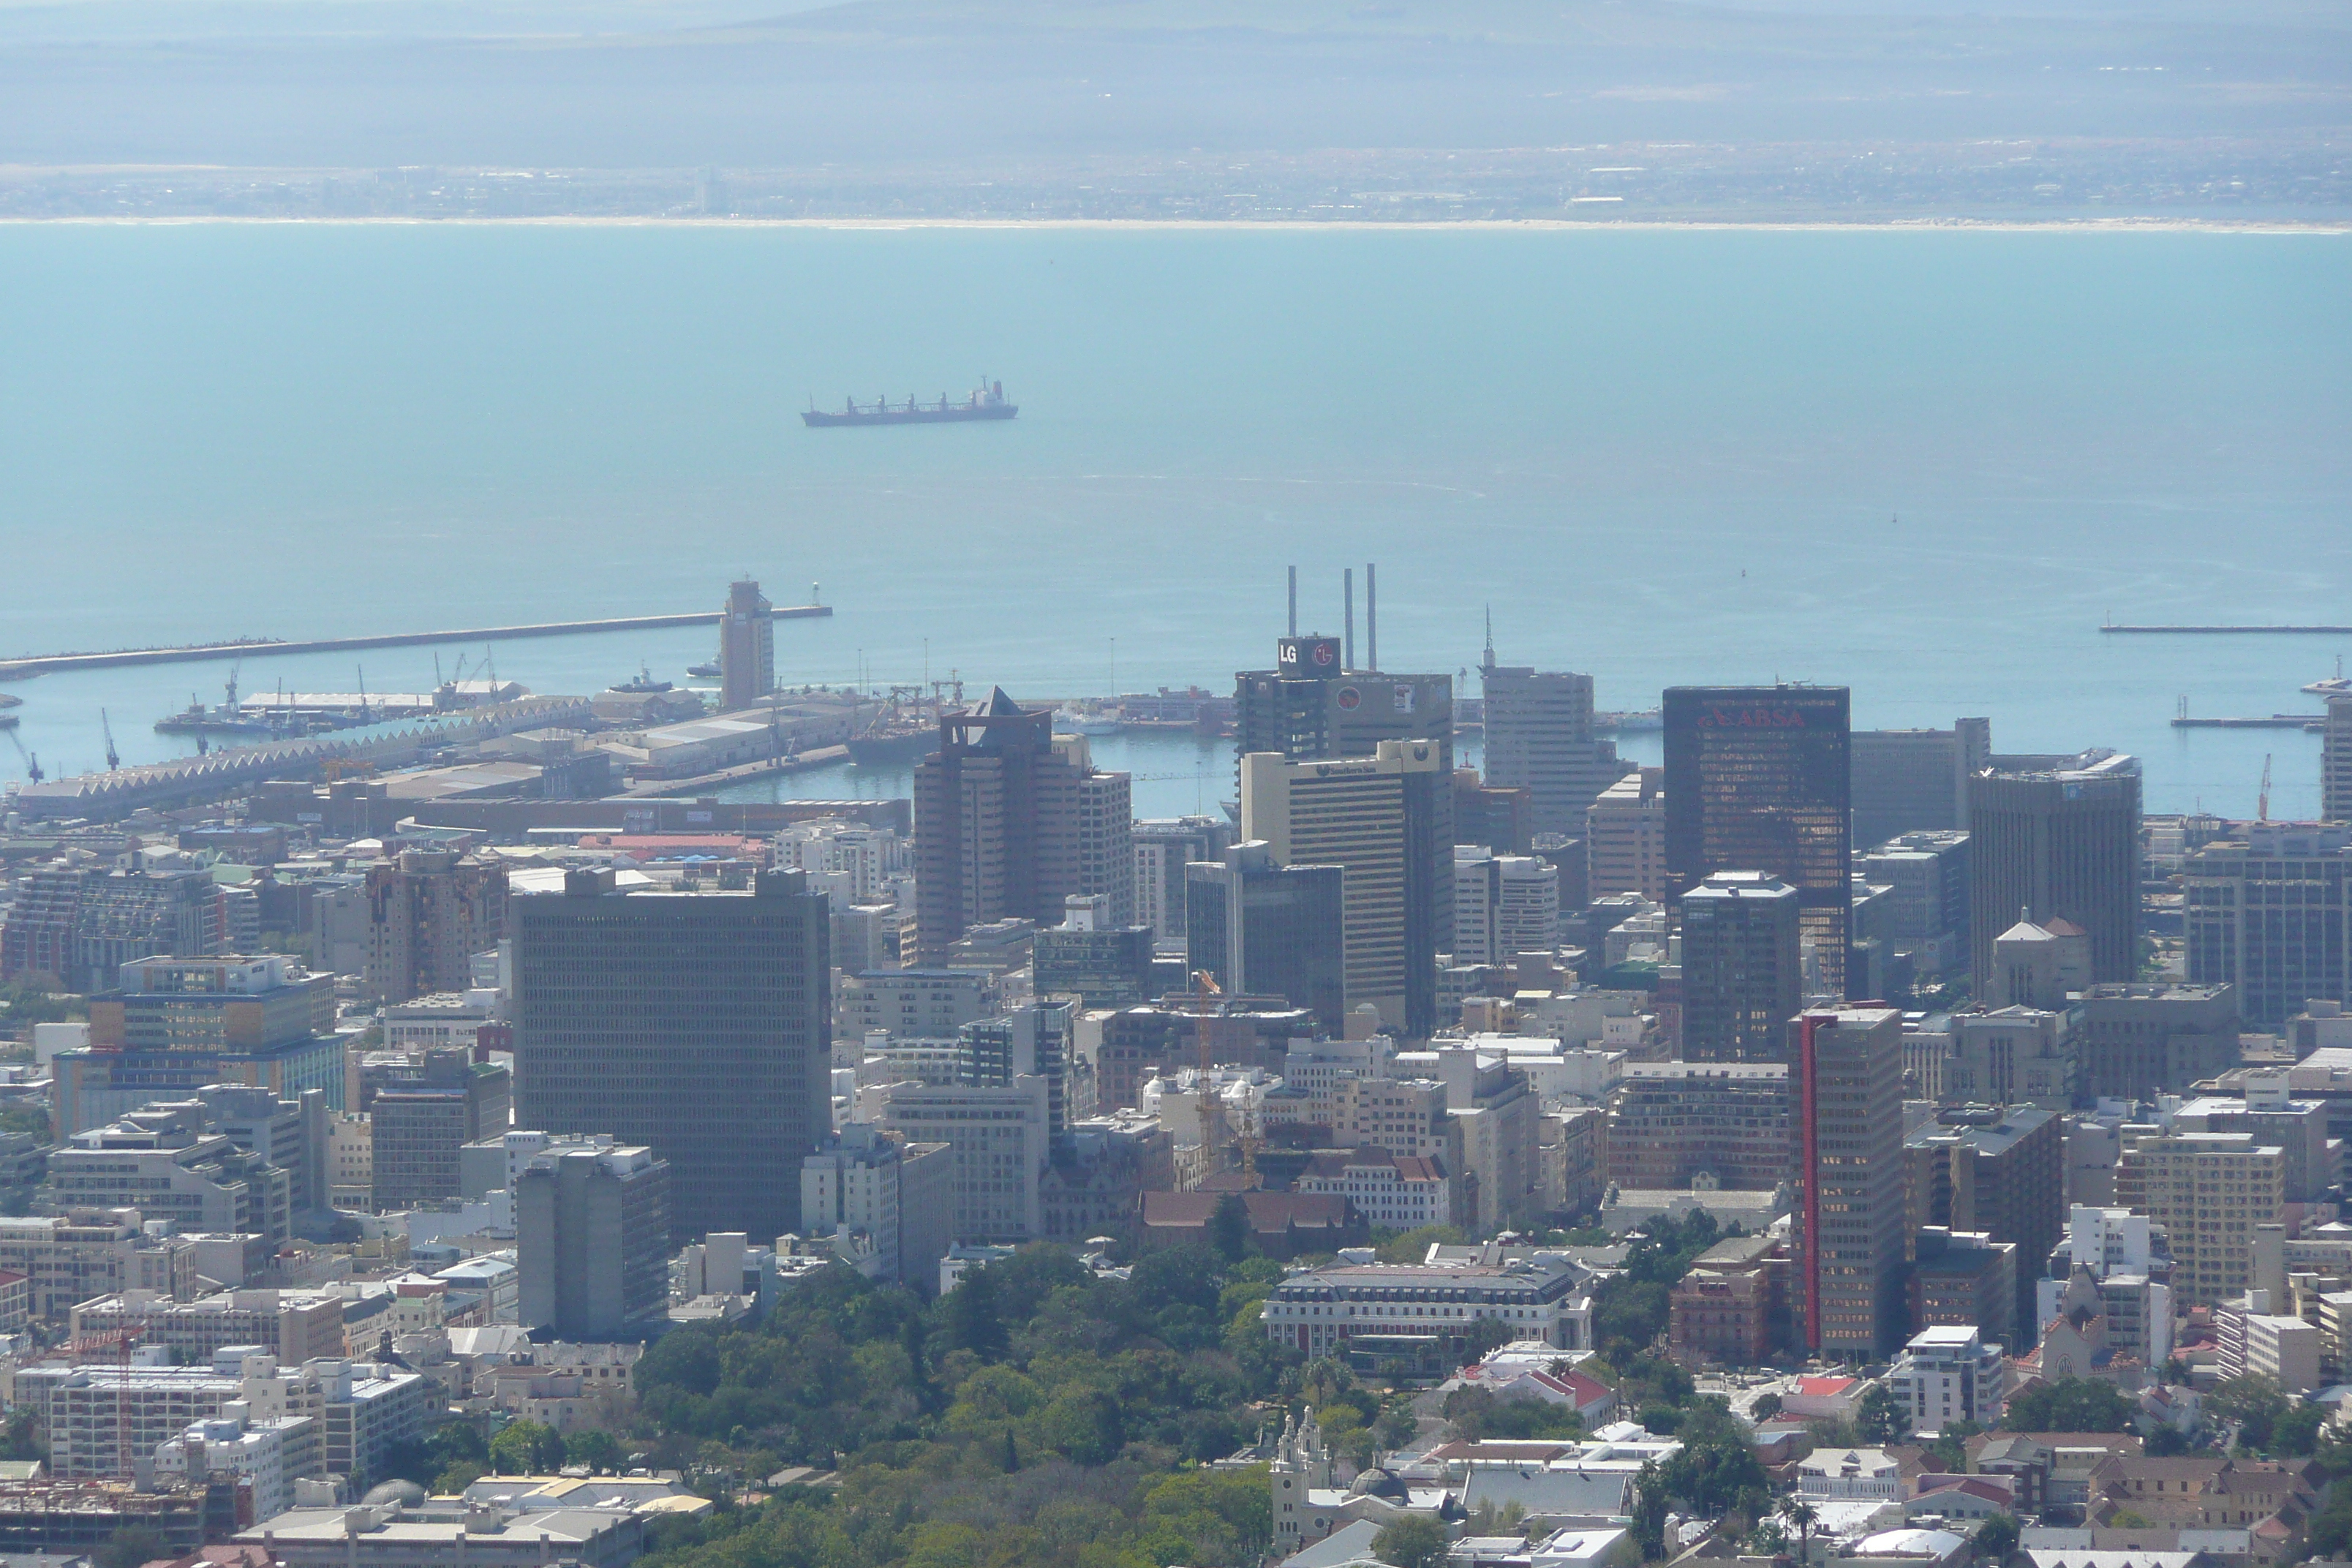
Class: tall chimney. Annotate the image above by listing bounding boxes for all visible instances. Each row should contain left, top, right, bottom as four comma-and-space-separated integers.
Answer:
1288, 566, 1298, 638
1343, 569, 1355, 671
1365, 562, 1378, 672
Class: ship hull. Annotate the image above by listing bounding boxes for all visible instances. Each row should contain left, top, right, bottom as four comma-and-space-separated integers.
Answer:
846, 732, 938, 766
804, 404, 1017, 428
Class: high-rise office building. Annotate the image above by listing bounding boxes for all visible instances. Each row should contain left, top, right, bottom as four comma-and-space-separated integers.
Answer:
511, 867, 831, 1242
2185, 823, 2352, 1030
516, 1143, 671, 1339
1452, 847, 1560, 968
2114, 1131, 2284, 1306
719, 577, 774, 712
1240, 740, 1447, 1037
1033, 895, 1154, 1009
1477, 651, 1635, 838
1858, 830, 1972, 980
1903, 1104, 2062, 1335
1586, 767, 1667, 901
2326, 696, 2352, 824
2074, 982, 2241, 1100
1606, 1061, 1790, 1191
1664, 686, 1853, 995
363, 851, 505, 1005
368, 1049, 511, 1212
1968, 749, 2141, 987
1850, 720, 1991, 851
1134, 816, 1235, 946
871, 1076, 1054, 1244
1790, 1006, 1907, 1358
1454, 771, 1534, 856
960, 1000, 1074, 1137
1, 862, 226, 992
1680, 871, 1803, 1063
1185, 843, 1346, 1036
911, 691, 1133, 961
1235, 637, 1455, 939
801, 1124, 954, 1290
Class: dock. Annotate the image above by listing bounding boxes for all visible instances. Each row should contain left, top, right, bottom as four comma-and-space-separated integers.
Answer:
2171, 715, 2327, 731
2102, 625, 2352, 636
618, 745, 853, 798
0, 606, 832, 681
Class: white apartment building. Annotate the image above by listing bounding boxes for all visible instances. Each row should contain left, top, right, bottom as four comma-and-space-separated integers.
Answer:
1452, 849, 1563, 968
1887, 1325, 2005, 1436
154, 1406, 315, 1518
871, 1077, 1051, 1245
1795, 1448, 1901, 1501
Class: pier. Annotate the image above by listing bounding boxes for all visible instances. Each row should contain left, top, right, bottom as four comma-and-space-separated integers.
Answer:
2101, 624, 2352, 636
0, 606, 833, 681
2171, 715, 2327, 731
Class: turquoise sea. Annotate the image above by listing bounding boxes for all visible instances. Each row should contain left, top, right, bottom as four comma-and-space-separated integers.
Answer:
1, 223, 2347, 818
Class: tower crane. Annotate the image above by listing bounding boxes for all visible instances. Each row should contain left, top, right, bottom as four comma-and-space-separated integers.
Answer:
2259, 754, 2274, 822
101, 709, 119, 772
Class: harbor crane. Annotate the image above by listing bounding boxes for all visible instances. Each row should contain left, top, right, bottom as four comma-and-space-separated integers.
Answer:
101, 709, 119, 772
4, 728, 39, 783
2260, 754, 2273, 822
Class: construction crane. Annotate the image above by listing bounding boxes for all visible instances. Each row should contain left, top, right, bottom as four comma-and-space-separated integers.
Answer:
4, 727, 39, 783
100, 708, 119, 772
2260, 753, 2274, 822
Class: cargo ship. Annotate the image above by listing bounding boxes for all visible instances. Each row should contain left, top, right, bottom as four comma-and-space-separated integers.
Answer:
803, 380, 1017, 427
846, 682, 961, 765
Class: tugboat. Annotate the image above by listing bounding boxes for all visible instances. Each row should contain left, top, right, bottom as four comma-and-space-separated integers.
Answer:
686, 657, 723, 679
803, 380, 1017, 427
610, 664, 674, 695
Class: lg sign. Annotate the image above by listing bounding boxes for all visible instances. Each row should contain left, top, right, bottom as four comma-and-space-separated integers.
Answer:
1278, 637, 1341, 671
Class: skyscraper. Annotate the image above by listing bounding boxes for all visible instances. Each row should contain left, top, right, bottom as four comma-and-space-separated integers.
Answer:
2185, 822, 2351, 1029
1452, 847, 1559, 968
510, 866, 830, 1242
1478, 650, 1635, 838
1663, 685, 1852, 995
363, 850, 505, 1005
1241, 740, 1446, 1037
1134, 815, 1235, 945
516, 1143, 671, 1340
1850, 718, 1991, 851
1968, 748, 2141, 986
911, 690, 1133, 960
1586, 766, 1667, 901
2326, 695, 2352, 824
1186, 843, 1346, 1036
1235, 637, 1455, 938
719, 577, 774, 712
1790, 1006, 1907, 1358
1680, 871, 1803, 1063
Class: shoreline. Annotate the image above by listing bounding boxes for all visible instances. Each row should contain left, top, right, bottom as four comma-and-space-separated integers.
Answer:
0, 213, 2345, 234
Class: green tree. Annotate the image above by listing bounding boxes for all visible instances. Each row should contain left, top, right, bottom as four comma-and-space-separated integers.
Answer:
1375, 1225, 1467, 1264
489, 1419, 565, 1474
1974, 1513, 2019, 1565
944, 1262, 1010, 1360
1858, 1382, 1907, 1444
1777, 1497, 1819, 1565
2002, 1376, 2133, 1435
1210, 1193, 1252, 1263
564, 1429, 624, 1471
2271, 1401, 2326, 1457
1373, 1516, 1447, 1568
94, 1526, 167, 1568
1751, 1393, 1782, 1421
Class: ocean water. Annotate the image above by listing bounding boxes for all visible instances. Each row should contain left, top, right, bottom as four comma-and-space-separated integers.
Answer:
1, 222, 2347, 818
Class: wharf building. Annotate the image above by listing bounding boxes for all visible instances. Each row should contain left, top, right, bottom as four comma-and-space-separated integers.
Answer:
1585, 767, 1667, 902
1848, 719, 1990, 852
1185, 843, 1346, 1036
911, 690, 1134, 961
1234, 635, 1456, 944
1476, 649, 1635, 838
1241, 741, 1447, 1038
362, 850, 506, 1005
510, 865, 831, 1242
1967, 748, 2142, 987
0, 859, 227, 992
2185, 822, 2352, 1030
55, 954, 342, 1136
2114, 1131, 2285, 1305
1662, 686, 1853, 997
1678, 870, 1802, 1063
1901, 1104, 2062, 1335
1606, 1060, 1790, 1193
719, 576, 775, 712
1134, 815, 1235, 948
1789, 1007, 1907, 1359
515, 1142, 671, 1340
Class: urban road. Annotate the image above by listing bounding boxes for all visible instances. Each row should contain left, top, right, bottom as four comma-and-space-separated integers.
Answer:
0, 606, 834, 679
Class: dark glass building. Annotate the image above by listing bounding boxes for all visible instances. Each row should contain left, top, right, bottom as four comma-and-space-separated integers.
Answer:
1186, 843, 1347, 1036
511, 866, 831, 1243
1969, 749, 2142, 987
1664, 685, 1853, 996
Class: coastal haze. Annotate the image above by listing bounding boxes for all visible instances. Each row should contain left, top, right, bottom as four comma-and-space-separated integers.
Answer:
1, 0, 2347, 219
